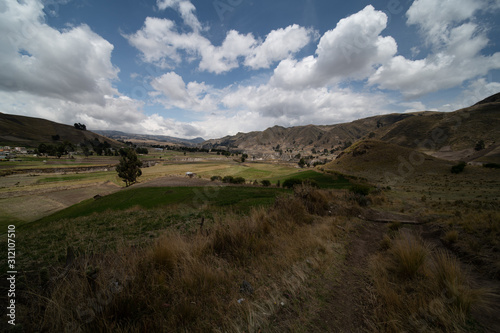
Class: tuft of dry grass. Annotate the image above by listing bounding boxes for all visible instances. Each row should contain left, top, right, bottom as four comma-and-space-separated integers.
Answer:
388, 230, 430, 279
369, 230, 489, 332
443, 229, 459, 244
379, 234, 392, 250
439, 210, 500, 278
431, 249, 485, 315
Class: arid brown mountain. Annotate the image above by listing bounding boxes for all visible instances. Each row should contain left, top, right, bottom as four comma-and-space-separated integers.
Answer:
0, 112, 121, 148
202, 113, 414, 157
202, 94, 500, 163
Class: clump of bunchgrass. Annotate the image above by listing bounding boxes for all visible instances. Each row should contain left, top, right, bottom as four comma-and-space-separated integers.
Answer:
369, 232, 489, 332
388, 230, 430, 279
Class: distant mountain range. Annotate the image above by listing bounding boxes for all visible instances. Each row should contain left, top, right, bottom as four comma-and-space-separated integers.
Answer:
1, 92, 498, 164
202, 93, 500, 164
92, 130, 205, 146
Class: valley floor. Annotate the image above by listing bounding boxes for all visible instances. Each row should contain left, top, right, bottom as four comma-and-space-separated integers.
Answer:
0, 151, 499, 332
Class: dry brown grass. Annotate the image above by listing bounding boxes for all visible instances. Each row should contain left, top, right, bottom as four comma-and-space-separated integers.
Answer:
388, 230, 430, 279
22, 186, 350, 332
369, 229, 489, 332
443, 229, 459, 244
440, 210, 500, 278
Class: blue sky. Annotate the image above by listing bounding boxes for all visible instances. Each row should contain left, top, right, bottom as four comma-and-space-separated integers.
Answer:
1, 0, 500, 139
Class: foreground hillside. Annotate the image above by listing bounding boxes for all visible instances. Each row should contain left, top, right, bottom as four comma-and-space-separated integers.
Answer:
0, 112, 120, 148
3, 177, 498, 332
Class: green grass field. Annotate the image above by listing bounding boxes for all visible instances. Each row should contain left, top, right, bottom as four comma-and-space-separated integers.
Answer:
30, 186, 288, 226
11, 186, 290, 270
36, 171, 117, 183
272, 170, 352, 188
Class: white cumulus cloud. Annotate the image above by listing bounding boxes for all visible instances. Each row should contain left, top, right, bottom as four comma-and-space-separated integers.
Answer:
126, 1, 315, 73
270, 5, 397, 89
0, 0, 119, 106
150, 72, 221, 112
368, 0, 500, 98
156, 0, 202, 32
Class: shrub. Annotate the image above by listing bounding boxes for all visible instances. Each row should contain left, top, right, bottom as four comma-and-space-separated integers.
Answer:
483, 163, 500, 169
349, 184, 371, 196
232, 177, 246, 184
210, 175, 222, 181
451, 162, 466, 174
261, 180, 271, 187
222, 176, 234, 183
293, 184, 330, 215
282, 178, 303, 189
474, 140, 485, 151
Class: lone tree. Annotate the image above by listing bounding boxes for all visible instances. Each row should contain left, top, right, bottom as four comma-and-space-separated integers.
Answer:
116, 148, 143, 186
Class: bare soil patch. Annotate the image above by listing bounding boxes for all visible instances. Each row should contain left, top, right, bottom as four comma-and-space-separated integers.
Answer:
0, 181, 120, 224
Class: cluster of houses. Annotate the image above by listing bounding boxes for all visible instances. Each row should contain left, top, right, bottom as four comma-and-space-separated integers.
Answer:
0, 146, 29, 160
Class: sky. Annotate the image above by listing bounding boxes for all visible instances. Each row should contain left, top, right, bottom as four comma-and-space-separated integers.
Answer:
1, 0, 500, 140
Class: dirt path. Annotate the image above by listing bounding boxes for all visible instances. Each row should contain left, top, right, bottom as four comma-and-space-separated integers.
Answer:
312, 220, 385, 332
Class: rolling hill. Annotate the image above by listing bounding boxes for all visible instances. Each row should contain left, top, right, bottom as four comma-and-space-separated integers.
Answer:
324, 139, 453, 184
0, 112, 121, 148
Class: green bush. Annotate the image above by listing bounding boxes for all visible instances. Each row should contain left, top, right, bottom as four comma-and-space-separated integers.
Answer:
282, 178, 303, 189
232, 177, 246, 184
211, 176, 222, 181
451, 162, 466, 174
222, 176, 234, 183
260, 180, 271, 187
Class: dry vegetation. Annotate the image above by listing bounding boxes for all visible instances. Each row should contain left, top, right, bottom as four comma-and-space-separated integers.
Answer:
2, 147, 498, 332
369, 230, 489, 332
14, 186, 356, 332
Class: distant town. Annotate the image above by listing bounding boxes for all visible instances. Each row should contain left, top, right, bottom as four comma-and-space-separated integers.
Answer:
0, 146, 30, 160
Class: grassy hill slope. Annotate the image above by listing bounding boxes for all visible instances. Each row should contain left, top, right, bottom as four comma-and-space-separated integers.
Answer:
0, 112, 121, 148
325, 140, 453, 184
372, 103, 500, 156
